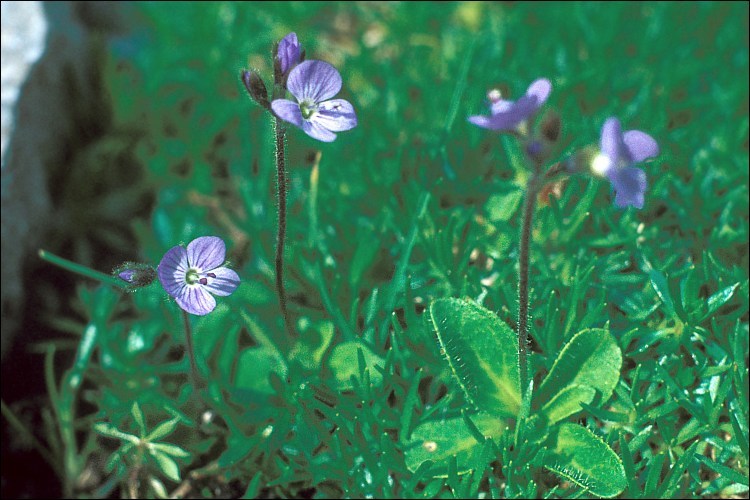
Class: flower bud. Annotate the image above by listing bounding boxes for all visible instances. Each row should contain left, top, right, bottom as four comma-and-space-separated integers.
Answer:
113, 262, 157, 290
540, 111, 561, 143
241, 69, 269, 109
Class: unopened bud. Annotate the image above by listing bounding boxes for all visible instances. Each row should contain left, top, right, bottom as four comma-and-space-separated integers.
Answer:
540, 111, 561, 143
241, 69, 269, 109
114, 262, 157, 291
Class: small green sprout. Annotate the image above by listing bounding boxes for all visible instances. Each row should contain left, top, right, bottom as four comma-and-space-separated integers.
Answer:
94, 403, 190, 492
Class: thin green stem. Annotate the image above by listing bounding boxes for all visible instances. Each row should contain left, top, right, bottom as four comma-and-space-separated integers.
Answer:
38, 250, 126, 289
181, 310, 202, 388
518, 177, 539, 400
274, 118, 294, 337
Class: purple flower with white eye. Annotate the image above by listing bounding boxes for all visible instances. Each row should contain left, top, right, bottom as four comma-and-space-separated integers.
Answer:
591, 117, 659, 209
468, 78, 552, 131
276, 32, 301, 77
157, 236, 240, 316
271, 60, 357, 142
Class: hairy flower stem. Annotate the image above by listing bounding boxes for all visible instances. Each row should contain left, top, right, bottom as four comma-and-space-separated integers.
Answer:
274, 118, 294, 338
182, 310, 201, 387
518, 176, 540, 400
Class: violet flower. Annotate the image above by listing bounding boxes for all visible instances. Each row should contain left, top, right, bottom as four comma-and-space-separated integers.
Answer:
591, 117, 659, 209
468, 78, 552, 131
271, 60, 357, 142
276, 32, 301, 77
157, 236, 240, 316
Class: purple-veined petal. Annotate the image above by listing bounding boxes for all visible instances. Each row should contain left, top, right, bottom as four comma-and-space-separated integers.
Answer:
609, 166, 647, 209
302, 119, 337, 142
158, 245, 189, 297
202, 267, 240, 297
314, 99, 357, 132
272, 99, 304, 127
600, 117, 623, 162
176, 286, 217, 316
271, 99, 304, 127
277, 32, 301, 75
187, 236, 226, 271
287, 60, 342, 103
525, 78, 552, 108
623, 130, 659, 163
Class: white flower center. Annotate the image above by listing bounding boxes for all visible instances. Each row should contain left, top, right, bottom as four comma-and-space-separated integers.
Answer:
185, 268, 201, 285
300, 99, 318, 120
591, 153, 613, 176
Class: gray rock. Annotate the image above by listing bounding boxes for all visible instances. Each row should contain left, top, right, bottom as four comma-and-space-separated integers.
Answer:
1, 1, 125, 359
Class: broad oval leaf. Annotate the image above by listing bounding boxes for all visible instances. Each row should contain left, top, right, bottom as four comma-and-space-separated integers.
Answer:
405, 412, 507, 477
328, 341, 384, 390
429, 298, 520, 417
536, 328, 621, 421
235, 346, 288, 394
540, 384, 597, 425
542, 423, 626, 498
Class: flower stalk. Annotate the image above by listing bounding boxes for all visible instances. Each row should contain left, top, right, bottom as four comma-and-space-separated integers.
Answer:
517, 176, 540, 400
182, 310, 202, 388
273, 118, 294, 337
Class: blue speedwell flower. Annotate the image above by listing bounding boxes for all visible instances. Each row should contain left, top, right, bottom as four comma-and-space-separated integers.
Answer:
157, 236, 240, 316
271, 60, 357, 142
468, 78, 552, 131
591, 117, 659, 209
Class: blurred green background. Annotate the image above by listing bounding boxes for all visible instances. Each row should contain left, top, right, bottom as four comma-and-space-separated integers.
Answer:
2, 1, 748, 498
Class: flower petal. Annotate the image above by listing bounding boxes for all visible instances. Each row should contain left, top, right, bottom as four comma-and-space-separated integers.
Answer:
203, 267, 240, 297
119, 269, 137, 283
609, 166, 647, 209
600, 117, 623, 162
489, 99, 514, 114
277, 32, 301, 75
314, 99, 357, 132
271, 99, 304, 127
158, 246, 189, 297
525, 78, 552, 108
287, 60, 342, 103
176, 286, 217, 316
302, 119, 337, 142
468, 108, 526, 131
623, 130, 659, 163
187, 236, 226, 271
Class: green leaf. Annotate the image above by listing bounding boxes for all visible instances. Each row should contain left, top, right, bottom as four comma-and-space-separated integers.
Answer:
288, 321, 334, 370
151, 451, 181, 482
146, 418, 180, 442
149, 442, 191, 458
485, 190, 523, 222
536, 328, 621, 421
234, 346, 288, 394
428, 298, 520, 417
131, 403, 146, 437
540, 385, 597, 425
94, 423, 139, 444
328, 341, 384, 390
542, 423, 626, 498
648, 268, 678, 320
405, 412, 507, 477
697, 282, 739, 322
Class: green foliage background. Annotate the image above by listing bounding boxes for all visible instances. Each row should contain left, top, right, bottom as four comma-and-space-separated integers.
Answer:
10, 2, 750, 498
